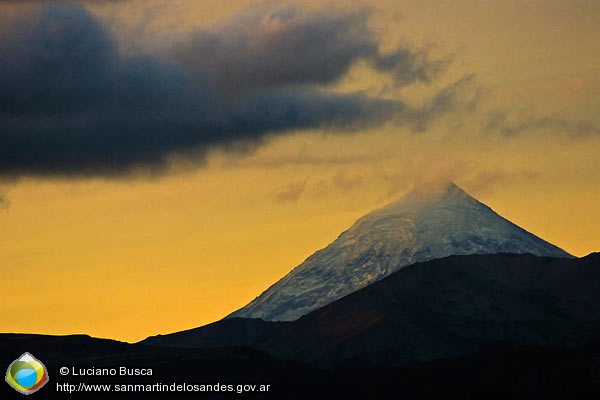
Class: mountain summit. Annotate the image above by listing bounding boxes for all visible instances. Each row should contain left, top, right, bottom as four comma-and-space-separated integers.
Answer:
227, 183, 572, 321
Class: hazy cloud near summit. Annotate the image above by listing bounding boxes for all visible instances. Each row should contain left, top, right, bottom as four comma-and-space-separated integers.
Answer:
0, 4, 464, 179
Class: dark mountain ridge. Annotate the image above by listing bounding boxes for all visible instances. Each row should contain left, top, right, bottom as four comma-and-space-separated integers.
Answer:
145, 252, 600, 368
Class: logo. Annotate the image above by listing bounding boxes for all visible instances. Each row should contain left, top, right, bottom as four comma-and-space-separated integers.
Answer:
5, 353, 49, 395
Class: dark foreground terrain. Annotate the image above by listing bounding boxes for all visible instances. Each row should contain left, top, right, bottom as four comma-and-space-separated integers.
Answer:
3, 253, 600, 399
1, 333, 600, 399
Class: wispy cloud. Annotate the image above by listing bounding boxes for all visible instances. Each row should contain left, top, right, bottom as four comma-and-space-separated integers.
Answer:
0, 0, 123, 3
332, 170, 364, 191
485, 109, 600, 137
405, 73, 483, 132
460, 169, 540, 196
377, 156, 540, 199
223, 153, 378, 169
0, 189, 9, 211
275, 180, 308, 203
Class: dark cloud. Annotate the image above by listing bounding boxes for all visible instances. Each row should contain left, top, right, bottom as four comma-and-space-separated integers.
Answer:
0, 5, 464, 179
485, 109, 600, 137
170, 6, 450, 95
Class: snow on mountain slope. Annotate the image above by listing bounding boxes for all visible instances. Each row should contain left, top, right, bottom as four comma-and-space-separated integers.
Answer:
227, 183, 573, 321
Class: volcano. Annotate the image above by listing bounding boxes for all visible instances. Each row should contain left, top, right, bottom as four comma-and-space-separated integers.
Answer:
227, 183, 572, 321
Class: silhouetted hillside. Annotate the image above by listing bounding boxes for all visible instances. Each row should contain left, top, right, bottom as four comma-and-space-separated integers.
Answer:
147, 253, 600, 368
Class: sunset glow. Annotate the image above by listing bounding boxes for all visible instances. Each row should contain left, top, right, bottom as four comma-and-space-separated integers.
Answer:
1, 0, 599, 342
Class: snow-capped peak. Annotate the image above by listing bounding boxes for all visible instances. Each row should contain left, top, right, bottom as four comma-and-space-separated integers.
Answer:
226, 183, 573, 321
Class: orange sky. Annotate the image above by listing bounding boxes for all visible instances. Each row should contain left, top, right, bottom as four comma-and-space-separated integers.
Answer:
1, 0, 599, 343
